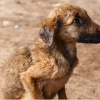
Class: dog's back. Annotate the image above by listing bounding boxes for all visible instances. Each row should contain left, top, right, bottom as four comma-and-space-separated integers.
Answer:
0, 44, 32, 99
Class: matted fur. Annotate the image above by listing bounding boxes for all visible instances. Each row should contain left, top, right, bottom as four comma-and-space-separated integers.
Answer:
0, 3, 100, 99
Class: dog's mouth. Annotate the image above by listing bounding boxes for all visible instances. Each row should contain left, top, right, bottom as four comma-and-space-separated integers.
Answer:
78, 32, 100, 44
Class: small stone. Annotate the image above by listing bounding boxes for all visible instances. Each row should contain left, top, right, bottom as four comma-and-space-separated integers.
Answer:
2, 21, 13, 27
52, 4, 61, 7
15, 25, 20, 29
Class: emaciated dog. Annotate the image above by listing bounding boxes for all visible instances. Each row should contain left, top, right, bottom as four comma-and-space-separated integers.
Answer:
0, 3, 100, 99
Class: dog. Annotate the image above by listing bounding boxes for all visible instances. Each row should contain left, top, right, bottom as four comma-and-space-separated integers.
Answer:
0, 3, 100, 99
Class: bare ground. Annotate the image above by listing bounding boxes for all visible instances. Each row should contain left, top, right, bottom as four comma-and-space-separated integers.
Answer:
0, 0, 100, 99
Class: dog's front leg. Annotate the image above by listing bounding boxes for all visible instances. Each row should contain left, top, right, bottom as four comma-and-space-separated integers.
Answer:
58, 57, 78, 100
58, 86, 67, 99
20, 61, 54, 99
20, 72, 44, 99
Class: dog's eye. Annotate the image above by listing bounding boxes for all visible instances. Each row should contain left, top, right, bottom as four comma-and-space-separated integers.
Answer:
73, 17, 83, 24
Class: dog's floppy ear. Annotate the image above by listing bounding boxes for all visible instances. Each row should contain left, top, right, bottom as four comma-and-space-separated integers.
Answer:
39, 16, 62, 46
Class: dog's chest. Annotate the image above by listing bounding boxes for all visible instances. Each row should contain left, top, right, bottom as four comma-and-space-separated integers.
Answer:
31, 46, 71, 79
52, 58, 69, 79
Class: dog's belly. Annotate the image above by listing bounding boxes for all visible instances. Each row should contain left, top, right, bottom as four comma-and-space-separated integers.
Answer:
42, 75, 68, 99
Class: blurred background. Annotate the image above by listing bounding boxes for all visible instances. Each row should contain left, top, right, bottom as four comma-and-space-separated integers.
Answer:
0, 0, 100, 99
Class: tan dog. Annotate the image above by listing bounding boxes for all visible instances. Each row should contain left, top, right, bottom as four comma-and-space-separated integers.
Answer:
1, 3, 100, 99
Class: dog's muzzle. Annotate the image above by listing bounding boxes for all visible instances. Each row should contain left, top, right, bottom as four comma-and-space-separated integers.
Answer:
78, 32, 100, 44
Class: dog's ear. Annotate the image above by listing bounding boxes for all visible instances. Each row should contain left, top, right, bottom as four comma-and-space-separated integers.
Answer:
39, 16, 62, 46
39, 25, 54, 46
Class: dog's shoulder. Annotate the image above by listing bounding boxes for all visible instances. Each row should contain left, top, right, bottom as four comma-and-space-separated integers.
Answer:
28, 37, 71, 78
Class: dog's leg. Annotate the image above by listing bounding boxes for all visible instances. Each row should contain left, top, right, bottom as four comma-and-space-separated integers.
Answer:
57, 57, 78, 99
58, 86, 67, 99
20, 72, 43, 99
21, 72, 43, 99
20, 61, 54, 99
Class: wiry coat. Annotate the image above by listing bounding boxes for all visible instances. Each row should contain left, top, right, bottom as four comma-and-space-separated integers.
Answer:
0, 3, 100, 99
1, 37, 78, 99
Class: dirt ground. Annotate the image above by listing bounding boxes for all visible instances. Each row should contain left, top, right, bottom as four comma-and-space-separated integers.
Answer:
0, 0, 100, 99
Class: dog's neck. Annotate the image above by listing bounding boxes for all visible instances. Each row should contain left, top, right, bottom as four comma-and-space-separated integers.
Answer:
49, 37, 77, 66
32, 37, 77, 67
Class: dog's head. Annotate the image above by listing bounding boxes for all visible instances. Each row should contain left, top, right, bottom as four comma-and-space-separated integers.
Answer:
39, 3, 100, 46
